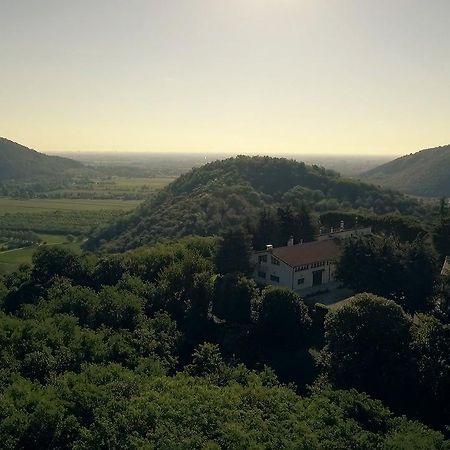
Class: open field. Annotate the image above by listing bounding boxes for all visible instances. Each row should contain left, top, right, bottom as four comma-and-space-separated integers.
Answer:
0, 233, 81, 275
0, 175, 172, 275
96, 176, 175, 190
44, 176, 175, 199
0, 197, 141, 213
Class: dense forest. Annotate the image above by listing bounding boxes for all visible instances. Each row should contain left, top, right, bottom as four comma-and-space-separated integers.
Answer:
2, 154, 450, 448
364, 144, 450, 197
0, 138, 83, 180
87, 156, 426, 252
1, 231, 450, 448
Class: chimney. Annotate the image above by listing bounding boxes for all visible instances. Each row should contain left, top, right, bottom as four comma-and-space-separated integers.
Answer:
340, 220, 344, 231
266, 244, 273, 252
287, 236, 294, 247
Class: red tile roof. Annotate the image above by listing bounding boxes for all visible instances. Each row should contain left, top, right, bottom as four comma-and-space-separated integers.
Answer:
271, 239, 341, 267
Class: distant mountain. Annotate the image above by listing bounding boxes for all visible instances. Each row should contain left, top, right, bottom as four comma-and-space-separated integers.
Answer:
0, 137, 82, 180
87, 155, 423, 252
363, 145, 450, 197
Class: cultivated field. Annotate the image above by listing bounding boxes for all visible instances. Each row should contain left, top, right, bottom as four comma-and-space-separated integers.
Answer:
0, 197, 141, 214
0, 175, 174, 274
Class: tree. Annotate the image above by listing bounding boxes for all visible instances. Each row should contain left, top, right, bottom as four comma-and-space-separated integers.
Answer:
432, 274, 450, 324
257, 287, 311, 348
410, 314, 450, 430
214, 229, 252, 275
31, 246, 86, 285
337, 236, 436, 312
322, 293, 413, 410
212, 274, 256, 323
433, 218, 450, 259
252, 210, 279, 250
91, 256, 127, 289
185, 342, 225, 377
401, 239, 437, 311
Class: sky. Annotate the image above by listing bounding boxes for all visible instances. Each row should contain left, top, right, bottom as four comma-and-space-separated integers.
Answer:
1, 0, 450, 155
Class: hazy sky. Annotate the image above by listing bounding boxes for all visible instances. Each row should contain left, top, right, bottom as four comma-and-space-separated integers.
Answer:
1, 0, 449, 155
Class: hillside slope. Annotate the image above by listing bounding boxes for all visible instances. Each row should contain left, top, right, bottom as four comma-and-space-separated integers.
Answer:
87, 156, 423, 252
0, 137, 82, 180
363, 145, 450, 197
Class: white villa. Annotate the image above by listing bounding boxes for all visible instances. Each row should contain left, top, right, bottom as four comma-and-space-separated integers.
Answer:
251, 224, 371, 295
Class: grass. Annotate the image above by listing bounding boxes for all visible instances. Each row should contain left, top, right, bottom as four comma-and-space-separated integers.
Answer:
0, 198, 141, 214
106, 176, 175, 189
0, 233, 81, 275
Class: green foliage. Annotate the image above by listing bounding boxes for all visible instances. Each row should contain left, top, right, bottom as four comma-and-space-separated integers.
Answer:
212, 274, 256, 323
1, 235, 449, 442
0, 365, 447, 450
252, 206, 316, 250
87, 156, 424, 252
337, 236, 437, 312
257, 287, 311, 348
320, 210, 426, 242
185, 342, 225, 377
410, 315, 450, 427
322, 294, 413, 409
31, 246, 86, 285
433, 218, 450, 258
214, 229, 252, 275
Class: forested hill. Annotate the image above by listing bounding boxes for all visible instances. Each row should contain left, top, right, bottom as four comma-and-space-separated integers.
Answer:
88, 155, 424, 252
363, 144, 450, 197
0, 137, 82, 180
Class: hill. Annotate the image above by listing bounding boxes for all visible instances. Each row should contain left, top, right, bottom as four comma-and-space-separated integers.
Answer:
0, 137, 82, 180
87, 155, 424, 252
363, 145, 450, 197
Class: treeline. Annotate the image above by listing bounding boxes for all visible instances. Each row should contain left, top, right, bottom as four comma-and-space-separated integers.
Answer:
1, 233, 450, 447
0, 230, 41, 251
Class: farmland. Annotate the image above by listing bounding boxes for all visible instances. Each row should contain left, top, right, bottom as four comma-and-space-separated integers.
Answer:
0, 176, 174, 273
0, 197, 138, 273
0, 197, 141, 213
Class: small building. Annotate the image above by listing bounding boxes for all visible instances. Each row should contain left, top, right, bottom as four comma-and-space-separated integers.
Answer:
251, 225, 371, 295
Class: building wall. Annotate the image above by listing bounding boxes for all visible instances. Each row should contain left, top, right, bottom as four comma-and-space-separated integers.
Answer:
252, 251, 337, 291
252, 252, 294, 289
292, 261, 336, 291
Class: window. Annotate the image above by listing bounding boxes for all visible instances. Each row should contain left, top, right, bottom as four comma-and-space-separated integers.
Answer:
258, 255, 267, 264
271, 256, 280, 266
258, 271, 266, 279
297, 278, 305, 285
270, 274, 280, 283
